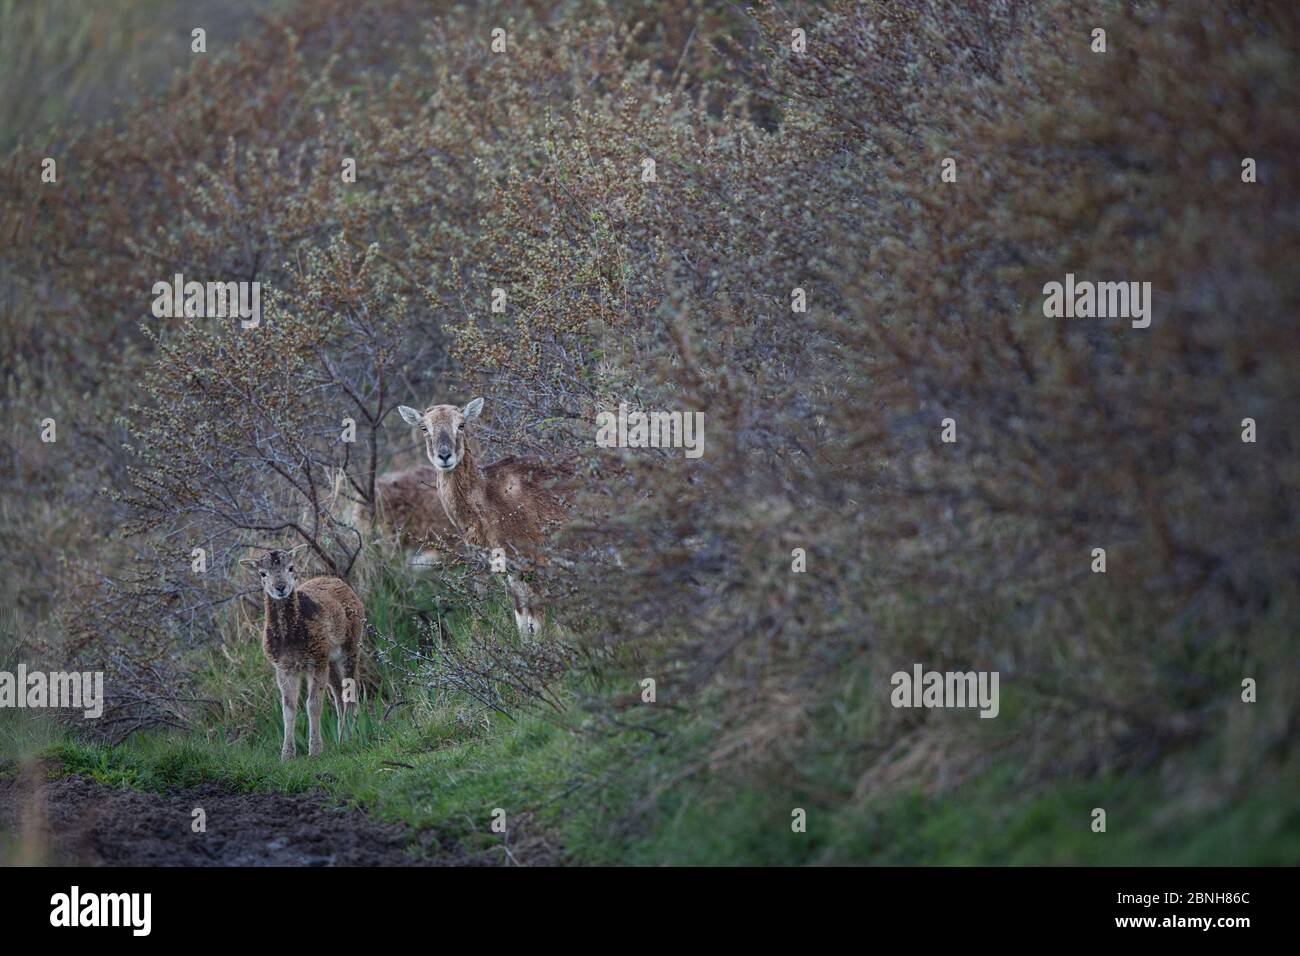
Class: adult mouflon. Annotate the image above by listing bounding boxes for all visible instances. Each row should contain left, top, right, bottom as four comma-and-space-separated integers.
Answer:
242, 546, 364, 758
397, 397, 569, 636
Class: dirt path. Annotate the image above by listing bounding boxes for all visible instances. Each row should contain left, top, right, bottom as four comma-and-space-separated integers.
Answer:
0, 771, 444, 866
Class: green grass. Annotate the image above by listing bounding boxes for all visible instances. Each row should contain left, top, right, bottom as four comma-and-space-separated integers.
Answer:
47, 705, 590, 861
599, 759, 1300, 866
15, 677, 1300, 865
5, 559, 1297, 866
9, 557, 644, 863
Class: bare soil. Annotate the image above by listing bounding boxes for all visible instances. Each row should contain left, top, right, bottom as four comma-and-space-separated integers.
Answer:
0, 772, 447, 866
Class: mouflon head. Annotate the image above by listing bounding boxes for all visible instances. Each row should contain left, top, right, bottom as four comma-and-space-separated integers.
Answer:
398, 397, 483, 472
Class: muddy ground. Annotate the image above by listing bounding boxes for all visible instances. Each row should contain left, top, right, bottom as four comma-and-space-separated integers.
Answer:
0, 771, 454, 866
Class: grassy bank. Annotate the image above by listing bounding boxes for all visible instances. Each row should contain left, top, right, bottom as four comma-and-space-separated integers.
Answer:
20, 703, 1299, 866
6, 559, 1295, 866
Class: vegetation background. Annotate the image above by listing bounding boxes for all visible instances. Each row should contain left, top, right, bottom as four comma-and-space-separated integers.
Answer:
1, 0, 1297, 864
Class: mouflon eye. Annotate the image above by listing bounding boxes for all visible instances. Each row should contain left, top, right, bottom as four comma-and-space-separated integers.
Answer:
288, 566, 294, 572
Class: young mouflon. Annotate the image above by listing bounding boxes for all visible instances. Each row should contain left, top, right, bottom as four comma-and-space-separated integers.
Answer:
397, 397, 569, 636
242, 546, 364, 758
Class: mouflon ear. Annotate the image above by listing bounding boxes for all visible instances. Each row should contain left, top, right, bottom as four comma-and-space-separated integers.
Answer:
287, 544, 308, 559
462, 397, 484, 422
398, 405, 424, 426
240, 557, 261, 573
